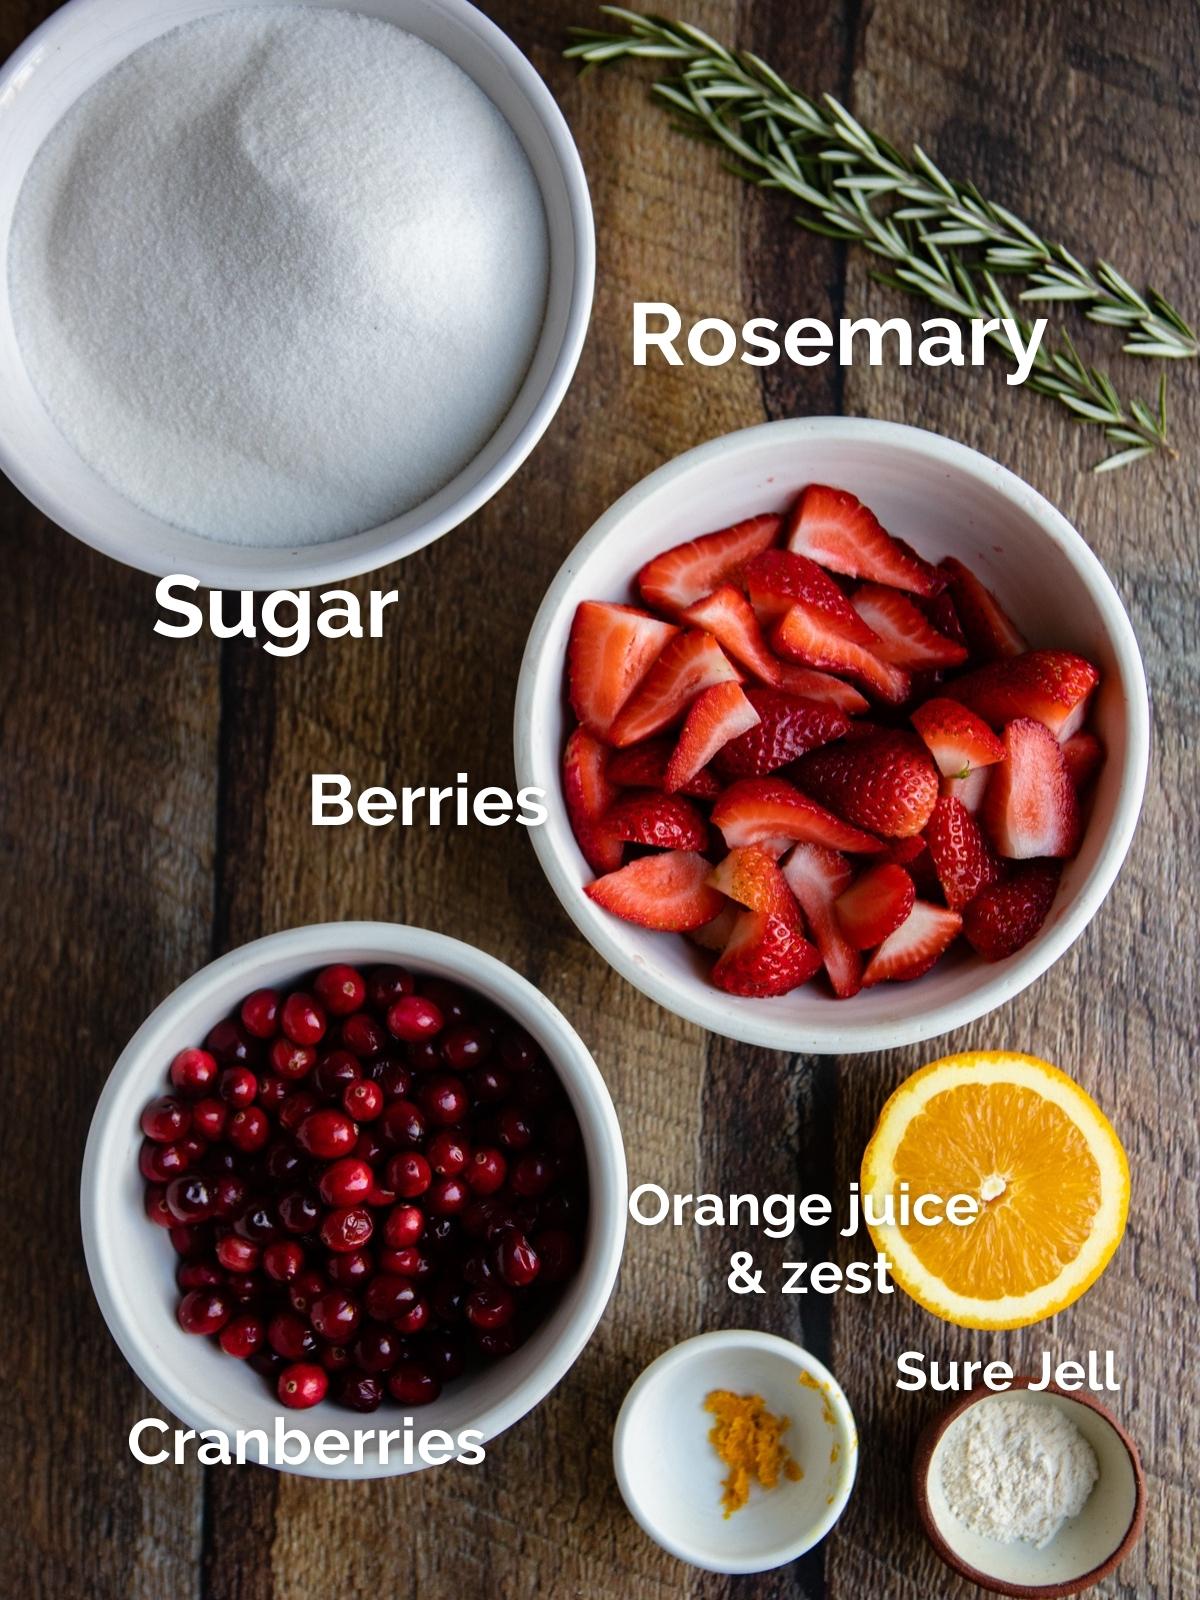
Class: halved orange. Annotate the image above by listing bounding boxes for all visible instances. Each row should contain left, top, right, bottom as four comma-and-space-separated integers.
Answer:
860, 1051, 1129, 1329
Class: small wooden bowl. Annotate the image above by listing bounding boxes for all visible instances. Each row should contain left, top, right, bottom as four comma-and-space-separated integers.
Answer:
912, 1379, 1146, 1597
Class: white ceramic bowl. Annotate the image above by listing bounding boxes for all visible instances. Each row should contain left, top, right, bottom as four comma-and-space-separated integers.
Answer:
0, 0, 593, 587
81, 922, 626, 1479
612, 1330, 858, 1573
515, 417, 1150, 1054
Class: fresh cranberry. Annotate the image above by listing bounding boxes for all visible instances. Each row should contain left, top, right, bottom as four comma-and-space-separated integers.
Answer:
313, 964, 366, 1017
177, 1134, 208, 1169
427, 1130, 469, 1177
476, 1326, 518, 1360
313, 1048, 360, 1101
380, 1099, 426, 1148
227, 1106, 270, 1154
278, 1362, 327, 1409
139, 1139, 189, 1183
466, 1148, 506, 1195
296, 1109, 356, 1159
364, 1275, 416, 1322
440, 1025, 492, 1071
463, 1251, 495, 1288
278, 1189, 321, 1234
425, 1214, 460, 1251
177, 1288, 231, 1335
319, 1207, 373, 1253
421, 980, 472, 1026
497, 1233, 541, 1288
378, 1247, 432, 1279
326, 1249, 373, 1288
341, 1079, 383, 1124
425, 1332, 467, 1382
310, 1291, 360, 1344
192, 1098, 227, 1140
386, 1151, 432, 1198
205, 1019, 261, 1069
219, 1313, 265, 1359
216, 1235, 261, 1273
406, 1039, 443, 1074
498, 1027, 539, 1073
354, 1324, 403, 1373
387, 1362, 441, 1406
426, 1177, 468, 1217
375, 1060, 413, 1099
265, 1140, 304, 1184
516, 1066, 557, 1111
279, 991, 325, 1047
233, 1203, 280, 1244
279, 1088, 320, 1131
535, 1229, 577, 1282
249, 1348, 285, 1380
263, 1240, 305, 1282
145, 1185, 173, 1227
321, 1344, 353, 1373
337, 1372, 384, 1412
170, 1047, 218, 1097
165, 1175, 215, 1224
270, 1038, 317, 1080
394, 1294, 430, 1335
288, 1270, 328, 1316
170, 1223, 209, 1258
177, 1261, 224, 1291
511, 1151, 555, 1198
240, 989, 280, 1039
497, 1107, 535, 1150
383, 1204, 425, 1249
419, 1074, 469, 1127
316, 1157, 373, 1208
429, 1278, 466, 1323
546, 1110, 582, 1153
257, 1075, 289, 1113
218, 1066, 257, 1108
140, 1095, 191, 1142
386, 996, 444, 1043
268, 1311, 316, 1361
367, 965, 415, 1012
472, 1065, 512, 1104
226, 1270, 264, 1304
211, 1174, 248, 1217
341, 1012, 389, 1059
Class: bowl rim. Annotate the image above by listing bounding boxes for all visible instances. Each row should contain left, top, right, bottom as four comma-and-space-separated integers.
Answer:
611, 1327, 858, 1574
514, 415, 1150, 1053
80, 920, 627, 1479
0, 0, 595, 587
911, 1377, 1147, 1597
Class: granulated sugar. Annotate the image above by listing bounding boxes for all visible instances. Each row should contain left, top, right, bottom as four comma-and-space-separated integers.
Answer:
8, 9, 548, 546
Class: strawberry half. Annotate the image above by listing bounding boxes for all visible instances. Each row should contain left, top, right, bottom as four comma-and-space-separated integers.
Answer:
567, 601, 678, 739
833, 862, 916, 949
637, 514, 781, 615
606, 791, 709, 852
794, 731, 939, 839
773, 604, 910, 705
786, 485, 941, 596
911, 697, 1006, 778
773, 662, 870, 714
963, 860, 1062, 961
940, 764, 992, 815
708, 845, 799, 916
681, 584, 781, 684
939, 557, 1027, 660
924, 795, 1003, 910
850, 584, 968, 670
945, 650, 1099, 740
606, 738, 722, 799
712, 777, 885, 856
780, 844, 863, 998
689, 902, 738, 952
742, 548, 878, 642
584, 850, 724, 931
711, 907, 822, 997
562, 728, 622, 873
862, 901, 963, 985
920, 589, 966, 647
713, 688, 849, 778
607, 631, 740, 748
1061, 731, 1104, 792
983, 718, 1081, 859
664, 682, 760, 793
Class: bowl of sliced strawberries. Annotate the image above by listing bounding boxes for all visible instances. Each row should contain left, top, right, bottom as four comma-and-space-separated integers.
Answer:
514, 417, 1149, 1052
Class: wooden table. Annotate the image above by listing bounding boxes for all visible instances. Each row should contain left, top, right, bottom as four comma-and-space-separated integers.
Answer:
1, 0, 1195, 1594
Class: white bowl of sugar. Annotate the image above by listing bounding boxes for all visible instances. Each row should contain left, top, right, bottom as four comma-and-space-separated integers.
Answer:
0, 0, 593, 586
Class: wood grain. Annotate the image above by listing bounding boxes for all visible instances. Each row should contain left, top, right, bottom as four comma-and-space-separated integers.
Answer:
0, 0, 1195, 1596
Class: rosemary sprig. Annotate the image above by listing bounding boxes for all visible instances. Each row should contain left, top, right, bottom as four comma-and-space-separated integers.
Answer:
567, 7, 1193, 469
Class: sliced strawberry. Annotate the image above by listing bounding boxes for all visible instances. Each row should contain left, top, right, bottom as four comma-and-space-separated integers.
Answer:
584, 850, 723, 931
1061, 731, 1104, 792
689, 902, 738, 952
567, 601, 678, 739
920, 589, 966, 647
850, 584, 968, 670
772, 662, 870, 714
637, 514, 781, 615
982, 718, 1081, 859
911, 697, 1006, 778
888, 835, 940, 897
963, 860, 1062, 960
562, 728, 623, 873
742, 548, 877, 642
606, 738, 722, 799
944, 650, 1099, 740
773, 604, 910, 705
681, 585, 781, 684
786, 485, 941, 596
924, 795, 1003, 911
664, 682, 760, 793
606, 791, 709, 852
862, 901, 962, 985
939, 557, 1027, 660
607, 631, 740, 748
940, 764, 992, 815
712, 777, 885, 856
711, 907, 823, 997
712, 689, 849, 778
794, 731, 939, 839
833, 862, 916, 950
780, 844, 863, 998
887, 836, 926, 867
708, 845, 799, 916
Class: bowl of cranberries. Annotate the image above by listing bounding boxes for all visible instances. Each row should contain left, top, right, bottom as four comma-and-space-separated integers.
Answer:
82, 923, 626, 1476
515, 416, 1149, 1053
